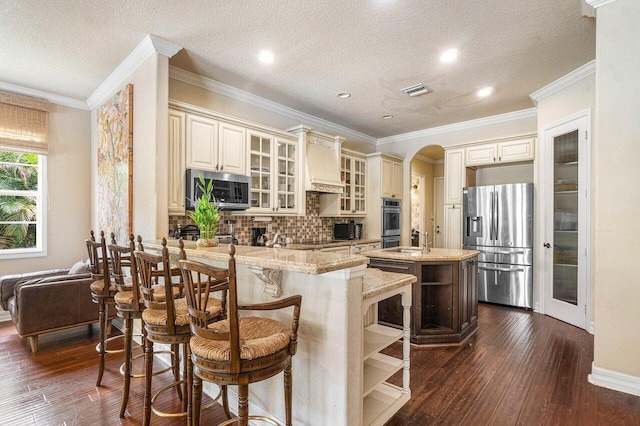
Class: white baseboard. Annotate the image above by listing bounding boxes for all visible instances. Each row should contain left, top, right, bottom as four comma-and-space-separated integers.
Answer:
0, 310, 10, 323
588, 362, 640, 397
588, 321, 595, 334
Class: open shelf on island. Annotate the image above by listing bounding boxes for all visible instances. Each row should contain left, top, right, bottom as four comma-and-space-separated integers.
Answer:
363, 324, 403, 361
363, 353, 403, 397
363, 382, 411, 426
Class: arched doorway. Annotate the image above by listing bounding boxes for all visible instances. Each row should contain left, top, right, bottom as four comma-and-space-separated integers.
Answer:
410, 145, 445, 248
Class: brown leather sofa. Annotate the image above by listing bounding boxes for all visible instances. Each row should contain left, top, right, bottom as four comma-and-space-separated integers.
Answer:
0, 268, 105, 353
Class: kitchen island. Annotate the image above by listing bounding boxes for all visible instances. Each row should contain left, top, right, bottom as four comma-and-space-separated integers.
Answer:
144, 240, 413, 426
362, 247, 480, 345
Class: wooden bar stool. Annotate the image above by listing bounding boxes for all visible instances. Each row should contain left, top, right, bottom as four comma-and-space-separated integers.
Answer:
110, 236, 187, 418
135, 237, 224, 426
86, 230, 122, 387
179, 245, 302, 426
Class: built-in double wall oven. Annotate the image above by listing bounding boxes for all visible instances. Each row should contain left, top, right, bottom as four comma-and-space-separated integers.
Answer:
381, 198, 401, 248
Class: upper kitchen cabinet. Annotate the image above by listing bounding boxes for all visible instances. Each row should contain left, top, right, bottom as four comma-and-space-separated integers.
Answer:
168, 110, 186, 215
444, 148, 465, 205
319, 149, 367, 216
465, 137, 535, 167
185, 114, 246, 174
368, 153, 404, 200
186, 114, 217, 171
247, 130, 301, 215
218, 121, 246, 175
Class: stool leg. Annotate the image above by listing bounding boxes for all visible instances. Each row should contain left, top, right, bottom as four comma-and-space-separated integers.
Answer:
186, 343, 192, 424
119, 316, 133, 418
222, 385, 231, 419
182, 342, 189, 413
192, 375, 202, 426
171, 343, 183, 401
96, 300, 107, 387
284, 360, 292, 426
143, 336, 153, 426
238, 384, 249, 426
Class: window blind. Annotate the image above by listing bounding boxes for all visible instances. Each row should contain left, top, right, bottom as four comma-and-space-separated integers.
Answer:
0, 91, 49, 155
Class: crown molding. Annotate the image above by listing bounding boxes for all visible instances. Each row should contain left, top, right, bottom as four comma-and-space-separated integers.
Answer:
169, 66, 378, 145
377, 108, 537, 145
87, 35, 182, 110
584, 0, 618, 9
0, 80, 88, 110
529, 60, 596, 105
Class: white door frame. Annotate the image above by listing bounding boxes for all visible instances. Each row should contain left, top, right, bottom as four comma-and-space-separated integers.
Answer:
539, 108, 592, 331
410, 172, 426, 234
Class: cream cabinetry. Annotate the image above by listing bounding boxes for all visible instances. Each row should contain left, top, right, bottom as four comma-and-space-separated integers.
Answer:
186, 114, 218, 171
465, 137, 535, 167
185, 114, 246, 174
320, 149, 367, 217
351, 242, 381, 255
168, 110, 186, 215
381, 158, 403, 199
217, 121, 246, 174
444, 204, 463, 249
246, 130, 301, 215
444, 148, 465, 205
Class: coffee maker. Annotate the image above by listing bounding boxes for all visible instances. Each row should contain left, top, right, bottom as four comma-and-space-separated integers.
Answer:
252, 227, 267, 246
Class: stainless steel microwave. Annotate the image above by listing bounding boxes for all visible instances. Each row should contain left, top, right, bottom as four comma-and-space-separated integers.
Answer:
186, 169, 251, 211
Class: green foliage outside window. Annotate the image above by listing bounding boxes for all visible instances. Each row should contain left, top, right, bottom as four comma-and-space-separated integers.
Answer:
0, 151, 38, 250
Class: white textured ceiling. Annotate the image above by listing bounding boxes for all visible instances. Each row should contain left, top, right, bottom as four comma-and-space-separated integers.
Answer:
0, 0, 595, 139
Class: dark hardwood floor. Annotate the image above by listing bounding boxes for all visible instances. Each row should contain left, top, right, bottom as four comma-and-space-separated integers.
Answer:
1, 304, 639, 425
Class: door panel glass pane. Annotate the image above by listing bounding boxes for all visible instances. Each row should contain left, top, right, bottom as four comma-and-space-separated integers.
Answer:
553, 130, 579, 305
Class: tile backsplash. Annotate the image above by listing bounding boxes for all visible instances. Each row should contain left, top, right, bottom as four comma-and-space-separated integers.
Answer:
168, 193, 355, 245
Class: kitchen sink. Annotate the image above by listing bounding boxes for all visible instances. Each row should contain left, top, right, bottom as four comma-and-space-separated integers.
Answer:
387, 248, 424, 255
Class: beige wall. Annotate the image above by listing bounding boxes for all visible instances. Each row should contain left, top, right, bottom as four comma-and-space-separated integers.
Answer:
91, 54, 171, 241
0, 104, 91, 276
169, 78, 375, 153
592, 0, 640, 379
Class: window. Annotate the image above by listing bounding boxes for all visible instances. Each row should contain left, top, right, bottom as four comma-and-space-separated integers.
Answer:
0, 91, 48, 258
0, 151, 44, 256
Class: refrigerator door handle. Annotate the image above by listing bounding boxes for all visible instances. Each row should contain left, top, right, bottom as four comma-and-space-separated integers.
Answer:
489, 191, 495, 240
493, 250, 525, 255
494, 190, 499, 242
479, 265, 526, 273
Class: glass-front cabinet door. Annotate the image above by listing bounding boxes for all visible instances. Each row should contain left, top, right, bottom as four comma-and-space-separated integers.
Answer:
249, 132, 272, 212
339, 151, 367, 215
543, 111, 590, 329
248, 131, 299, 214
276, 138, 297, 213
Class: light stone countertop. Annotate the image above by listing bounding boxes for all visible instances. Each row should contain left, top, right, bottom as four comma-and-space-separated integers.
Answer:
362, 246, 480, 262
362, 268, 416, 300
285, 238, 381, 251
146, 239, 369, 275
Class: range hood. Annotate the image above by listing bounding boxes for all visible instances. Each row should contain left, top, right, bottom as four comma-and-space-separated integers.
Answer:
289, 126, 345, 194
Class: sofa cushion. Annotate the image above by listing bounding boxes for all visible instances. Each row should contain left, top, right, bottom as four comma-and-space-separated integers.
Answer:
69, 259, 91, 275
0, 269, 70, 310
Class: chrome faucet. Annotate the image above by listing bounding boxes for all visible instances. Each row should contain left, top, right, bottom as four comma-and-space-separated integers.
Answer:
416, 231, 431, 253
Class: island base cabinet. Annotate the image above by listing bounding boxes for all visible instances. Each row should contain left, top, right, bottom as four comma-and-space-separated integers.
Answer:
372, 257, 478, 344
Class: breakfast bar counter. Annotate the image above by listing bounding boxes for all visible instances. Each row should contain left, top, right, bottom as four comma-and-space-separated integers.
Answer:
143, 240, 410, 425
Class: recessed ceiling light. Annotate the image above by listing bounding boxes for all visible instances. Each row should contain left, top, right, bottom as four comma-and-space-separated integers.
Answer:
258, 49, 275, 64
381, 115, 394, 119
477, 87, 494, 98
337, 92, 351, 99
440, 48, 459, 63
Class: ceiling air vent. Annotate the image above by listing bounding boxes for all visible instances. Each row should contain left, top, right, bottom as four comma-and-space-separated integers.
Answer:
401, 83, 430, 97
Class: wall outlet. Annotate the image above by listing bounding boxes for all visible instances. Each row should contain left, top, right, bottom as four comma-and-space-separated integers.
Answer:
267, 224, 273, 232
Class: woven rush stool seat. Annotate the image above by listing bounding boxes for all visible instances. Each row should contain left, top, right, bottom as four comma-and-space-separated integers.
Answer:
86, 230, 122, 387
179, 245, 302, 426
135, 237, 226, 426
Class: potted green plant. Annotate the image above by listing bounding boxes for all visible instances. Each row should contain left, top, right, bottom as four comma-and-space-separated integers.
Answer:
190, 173, 220, 247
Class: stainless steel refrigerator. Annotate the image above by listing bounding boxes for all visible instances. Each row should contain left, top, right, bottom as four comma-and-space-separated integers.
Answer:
463, 183, 534, 309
